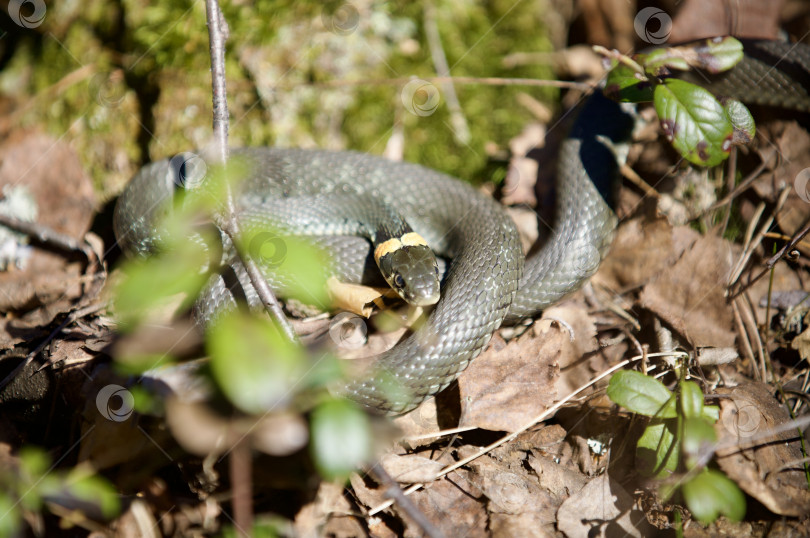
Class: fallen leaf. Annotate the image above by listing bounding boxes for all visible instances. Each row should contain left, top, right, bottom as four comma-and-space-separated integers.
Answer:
556, 474, 652, 537
458, 329, 560, 432
640, 233, 737, 347
715, 383, 810, 517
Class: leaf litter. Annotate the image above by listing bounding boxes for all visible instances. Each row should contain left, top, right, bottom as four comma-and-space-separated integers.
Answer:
2, 6, 810, 538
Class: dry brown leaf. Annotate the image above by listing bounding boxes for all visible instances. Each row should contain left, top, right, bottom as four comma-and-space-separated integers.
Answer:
792, 327, 810, 360
294, 482, 365, 538
593, 214, 686, 292
715, 383, 810, 517
640, 233, 737, 347
379, 453, 444, 484
670, 0, 782, 42
556, 474, 652, 538
527, 453, 588, 502
457, 329, 560, 432
327, 276, 391, 317
0, 133, 97, 346
402, 472, 488, 538
540, 301, 605, 397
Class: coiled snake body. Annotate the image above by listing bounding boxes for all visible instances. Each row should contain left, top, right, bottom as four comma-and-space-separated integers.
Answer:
114, 40, 810, 414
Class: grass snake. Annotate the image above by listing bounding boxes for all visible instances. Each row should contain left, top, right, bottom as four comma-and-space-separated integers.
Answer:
113, 39, 810, 414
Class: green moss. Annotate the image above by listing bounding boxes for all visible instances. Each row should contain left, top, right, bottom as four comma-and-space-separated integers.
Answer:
2, 0, 556, 193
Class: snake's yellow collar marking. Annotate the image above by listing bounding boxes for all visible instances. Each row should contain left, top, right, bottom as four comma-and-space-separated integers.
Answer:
401, 232, 428, 247
374, 232, 428, 262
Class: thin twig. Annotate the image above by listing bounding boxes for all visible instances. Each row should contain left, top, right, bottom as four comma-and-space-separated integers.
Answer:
0, 214, 92, 257
203, 0, 296, 343
424, 1, 469, 145
274, 75, 592, 91
369, 462, 444, 538
707, 147, 774, 211
229, 435, 253, 538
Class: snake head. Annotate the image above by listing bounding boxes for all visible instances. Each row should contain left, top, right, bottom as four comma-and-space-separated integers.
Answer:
375, 233, 441, 307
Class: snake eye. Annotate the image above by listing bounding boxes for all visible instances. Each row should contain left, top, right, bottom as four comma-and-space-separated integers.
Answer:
393, 273, 405, 289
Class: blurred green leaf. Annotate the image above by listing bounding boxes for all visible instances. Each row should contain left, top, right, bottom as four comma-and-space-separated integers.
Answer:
238, 228, 331, 309
18, 446, 49, 480
682, 469, 746, 523
682, 416, 717, 470
607, 370, 676, 418
653, 79, 733, 167
688, 37, 744, 74
113, 244, 210, 328
57, 471, 121, 519
636, 419, 679, 478
310, 398, 372, 481
642, 48, 690, 76
702, 405, 720, 422
604, 62, 654, 103
0, 492, 21, 537
208, 311, 306, 414
679, 380, 704, 419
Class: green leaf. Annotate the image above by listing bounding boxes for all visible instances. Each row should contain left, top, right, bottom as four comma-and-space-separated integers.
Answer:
682, 416, 717, 470
642, 48, 690, 76
604, 62, 654, 103
238, 227, 331, 310
682, 469, 746, 523
310, 398, 372, 481
207, 311, 306, 414
636, 419, 679, 478
724, 98, 756, 145
18, 446, 50, 479
679, 380, 704, 419
0, 492, 21, 538
702, 405, 720, 422
654, 79, 733, 167
607, 370, 676, 418
688, 37, 744, 74
113, 243, 210, 328
59, 471, 121, 519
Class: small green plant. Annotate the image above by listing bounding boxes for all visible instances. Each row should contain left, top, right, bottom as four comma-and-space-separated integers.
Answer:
112, 159, 372, 482
607, 370, 746, 523
0, 447, 120, 535
600, 36, 755, 168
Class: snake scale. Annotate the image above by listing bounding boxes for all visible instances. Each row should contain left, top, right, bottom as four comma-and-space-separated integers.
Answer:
114, 39, 810, 414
